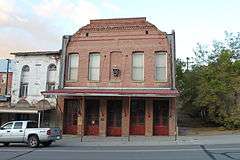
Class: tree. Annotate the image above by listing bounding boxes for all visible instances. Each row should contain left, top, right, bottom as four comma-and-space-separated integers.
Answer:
177, 32, 240, 128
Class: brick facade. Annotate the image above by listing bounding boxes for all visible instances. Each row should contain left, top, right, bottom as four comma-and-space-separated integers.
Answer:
45, 17, 178, 137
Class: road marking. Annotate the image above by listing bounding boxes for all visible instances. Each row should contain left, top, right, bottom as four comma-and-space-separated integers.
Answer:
1, 147, 240, 153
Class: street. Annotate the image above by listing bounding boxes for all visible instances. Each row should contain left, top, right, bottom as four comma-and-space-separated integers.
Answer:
1, 143, 240, 160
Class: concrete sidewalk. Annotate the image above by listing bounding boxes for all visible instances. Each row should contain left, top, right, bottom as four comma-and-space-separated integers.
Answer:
56, 134, 240, 147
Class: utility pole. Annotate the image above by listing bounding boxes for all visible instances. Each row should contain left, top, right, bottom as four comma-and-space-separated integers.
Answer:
5, 59, 10, 95
186, 57, 194, 71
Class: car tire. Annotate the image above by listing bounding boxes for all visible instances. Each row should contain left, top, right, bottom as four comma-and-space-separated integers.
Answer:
28, 135, 39, 148
41, 141, 52, 147
3, 142, 10, 147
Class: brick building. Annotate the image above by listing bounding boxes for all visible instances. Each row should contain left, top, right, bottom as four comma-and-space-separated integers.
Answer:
43, 17, 178, 136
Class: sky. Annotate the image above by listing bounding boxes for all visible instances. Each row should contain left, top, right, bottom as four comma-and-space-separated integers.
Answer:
0, 0, 239, 61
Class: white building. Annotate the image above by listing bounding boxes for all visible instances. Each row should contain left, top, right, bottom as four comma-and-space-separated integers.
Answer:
1, 51, 60, 126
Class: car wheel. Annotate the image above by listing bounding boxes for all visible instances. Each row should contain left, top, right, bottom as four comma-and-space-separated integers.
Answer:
28, 135, 39, 148
41, 141, 52, 147
3, 142, 10, 147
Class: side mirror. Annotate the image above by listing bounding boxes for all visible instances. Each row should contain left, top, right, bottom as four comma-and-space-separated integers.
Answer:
0, 127, 4, 130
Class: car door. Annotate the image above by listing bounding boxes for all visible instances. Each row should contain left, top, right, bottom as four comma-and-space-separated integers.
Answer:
11, 122, 24, 142
0, 122, 13, 142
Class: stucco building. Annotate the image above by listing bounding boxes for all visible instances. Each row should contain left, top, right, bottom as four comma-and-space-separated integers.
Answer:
0, 51, 60, 126
43, 17, 178, 136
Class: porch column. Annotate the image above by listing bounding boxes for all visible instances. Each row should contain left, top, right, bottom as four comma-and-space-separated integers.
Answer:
122, 97, 130, 137
99, 99, 107, 137
77, 97, 85, 136
169, 97, 176, 136
145, 99, 153, 136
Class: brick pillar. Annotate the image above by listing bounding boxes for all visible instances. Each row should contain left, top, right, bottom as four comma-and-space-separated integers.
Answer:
122, 97, 130, 137
56, 96, 64, 130
99, 99, 107, 137
169, 97, 176, 136
77, 97, 85, 136
145, 99, 153, 136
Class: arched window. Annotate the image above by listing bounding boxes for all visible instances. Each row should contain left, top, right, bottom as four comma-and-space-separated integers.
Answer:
46, 64, 57, 91
19, 65, 30, 97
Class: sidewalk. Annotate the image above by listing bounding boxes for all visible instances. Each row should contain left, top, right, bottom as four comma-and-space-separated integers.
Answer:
56, 134, 240, 147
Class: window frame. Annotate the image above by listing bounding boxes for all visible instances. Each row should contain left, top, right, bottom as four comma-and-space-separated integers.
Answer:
67, 53, 79, 81
19, 82, 28, 98
132, 52, 144, 81
88, 52, 101, 81
155, 51, 168, 82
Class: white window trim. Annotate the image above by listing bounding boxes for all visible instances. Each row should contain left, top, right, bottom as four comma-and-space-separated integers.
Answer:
67, 53, 79, 81
155, 52, 168, 82
132, 52, 144, 81
88, 53, 101, 81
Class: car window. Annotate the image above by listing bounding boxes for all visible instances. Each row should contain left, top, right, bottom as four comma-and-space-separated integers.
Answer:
26, 122, 38, 128
13, 122, 23, 129
2, 123, 13, 129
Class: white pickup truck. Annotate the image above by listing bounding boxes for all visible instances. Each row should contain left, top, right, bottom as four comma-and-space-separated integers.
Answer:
0, 121, 62, 148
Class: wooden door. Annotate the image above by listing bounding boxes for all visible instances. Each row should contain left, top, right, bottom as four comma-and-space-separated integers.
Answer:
84, 100, 99, 136
130, 99, 145, 135
153, 100, 169, 136
107, 100, 122, 136
63, 99, 79, 134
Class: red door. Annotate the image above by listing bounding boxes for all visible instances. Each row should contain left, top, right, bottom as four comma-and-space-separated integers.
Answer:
84, 100, 99, 136
153, 100, 169, 136
107, 100, 122, 136
130, 99, 145, 135
63, 99, 79, 134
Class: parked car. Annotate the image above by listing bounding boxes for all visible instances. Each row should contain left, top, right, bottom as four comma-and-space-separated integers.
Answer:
0, 121, 62, 148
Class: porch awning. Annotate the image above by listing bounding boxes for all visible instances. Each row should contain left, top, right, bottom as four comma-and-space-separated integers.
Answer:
0, 108, 39, 114
42, 88, 179, 97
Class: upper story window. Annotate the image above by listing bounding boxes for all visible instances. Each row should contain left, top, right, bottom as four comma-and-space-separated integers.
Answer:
67, 53, 79, 81
19, 65, 30, 97
47, 64, 57, 91
89, 53, 100, 81
155, 52, 167, 82
132, 52, 144, 81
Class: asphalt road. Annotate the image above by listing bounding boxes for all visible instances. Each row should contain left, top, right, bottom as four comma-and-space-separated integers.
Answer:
1, 143, 240, 160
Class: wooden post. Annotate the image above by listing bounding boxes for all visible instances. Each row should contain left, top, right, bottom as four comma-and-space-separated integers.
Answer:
80, 96, 85, 142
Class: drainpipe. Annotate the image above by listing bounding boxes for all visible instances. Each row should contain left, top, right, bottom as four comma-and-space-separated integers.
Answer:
5, 59, 10, 95
59, 35, 71, 89
167, 31, 176, 90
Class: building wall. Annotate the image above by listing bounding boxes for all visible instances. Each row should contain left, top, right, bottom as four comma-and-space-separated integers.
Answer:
0, 72, 13, 95
11, 54, 60, 107
64, 18, 173, 89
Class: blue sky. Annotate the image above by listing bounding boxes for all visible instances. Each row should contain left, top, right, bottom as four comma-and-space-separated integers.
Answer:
0, 0, 239, 60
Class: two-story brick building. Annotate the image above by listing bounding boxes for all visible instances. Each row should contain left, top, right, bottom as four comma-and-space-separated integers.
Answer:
43, 17, 178, 137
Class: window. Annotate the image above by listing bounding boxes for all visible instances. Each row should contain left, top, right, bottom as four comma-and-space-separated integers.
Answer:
26, 122, 38, 128
89, 53, 100, 81
132, 52, 144, 81
13, 122, 23, 129
46, 64, 57, 92
155, 52, 167, 81
19, 65, 30, 97
68, 54, 79, 81
2, 122, 13, 129
19, 84, 28, 97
